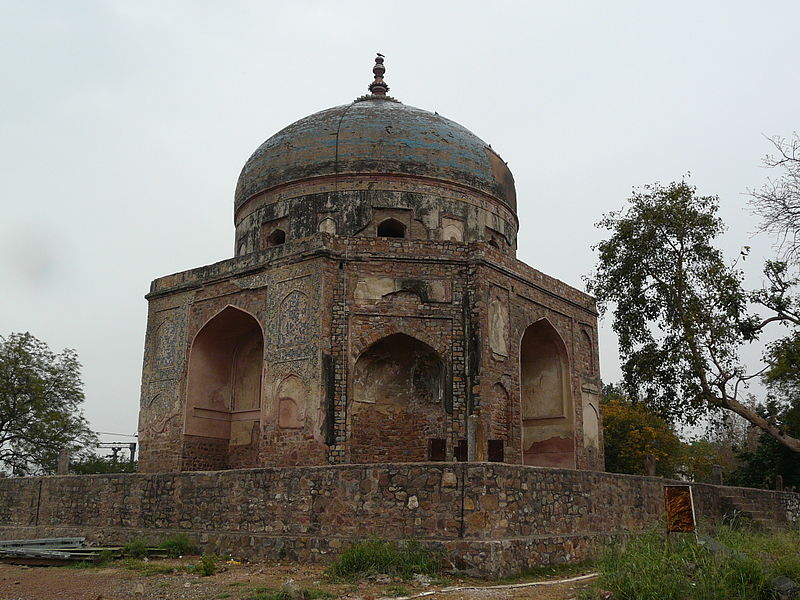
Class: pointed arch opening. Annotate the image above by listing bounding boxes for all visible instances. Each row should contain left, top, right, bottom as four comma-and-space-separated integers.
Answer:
519, 319, 575, 468
377, 218, 406, 238
184, 306, 263, 470
349, 333, 447, 462
318, 217, 337, 234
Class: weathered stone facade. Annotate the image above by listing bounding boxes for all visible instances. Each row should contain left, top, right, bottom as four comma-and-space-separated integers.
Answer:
137, 58, 603, 473
1, 464, 797, 576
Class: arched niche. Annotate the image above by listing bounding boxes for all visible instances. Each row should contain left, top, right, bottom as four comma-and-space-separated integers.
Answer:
580, 329, 595, 376
277, 374, 306, 429
318, 217, 337, 234
349, 333, 446, 462
519, 319, 575, 468
184, 307, 264, 447
442, 223, 463, 242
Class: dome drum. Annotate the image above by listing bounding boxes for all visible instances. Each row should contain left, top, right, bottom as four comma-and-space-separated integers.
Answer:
233, 174, 518, 256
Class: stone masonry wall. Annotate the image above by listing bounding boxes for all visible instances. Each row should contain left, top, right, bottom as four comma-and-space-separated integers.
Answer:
1, 464, 797, 577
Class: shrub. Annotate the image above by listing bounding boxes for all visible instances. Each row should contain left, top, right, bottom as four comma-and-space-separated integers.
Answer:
122, 539, 149, 559
327, 539, 440, 581
197, 553, 218, 576
158, 534, 196, 558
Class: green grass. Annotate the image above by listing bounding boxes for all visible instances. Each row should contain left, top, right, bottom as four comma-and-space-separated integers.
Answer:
62, 549, 117, 569
121, 557, 182, 576
384, 585, 410, 596
716, 526, 800, 582
244, 588, 333, 600
327, 539, 441, 581
580, 526, 800, 600
497, 559, 596, 584
64, 560, 98, 569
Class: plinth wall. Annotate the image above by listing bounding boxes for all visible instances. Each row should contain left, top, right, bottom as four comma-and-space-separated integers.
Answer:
1, 464, 797, 576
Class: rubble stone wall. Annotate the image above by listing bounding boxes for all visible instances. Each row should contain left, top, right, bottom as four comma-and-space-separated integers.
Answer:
1, 464, 797, 576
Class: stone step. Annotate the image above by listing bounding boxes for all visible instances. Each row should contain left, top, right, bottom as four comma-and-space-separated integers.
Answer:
718, 492, 787, 531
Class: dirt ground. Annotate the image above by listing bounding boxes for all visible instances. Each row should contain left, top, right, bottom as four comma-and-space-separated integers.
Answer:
0, 559, 597, 600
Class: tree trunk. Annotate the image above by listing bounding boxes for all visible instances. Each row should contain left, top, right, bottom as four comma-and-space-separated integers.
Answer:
722, 395, 800, 453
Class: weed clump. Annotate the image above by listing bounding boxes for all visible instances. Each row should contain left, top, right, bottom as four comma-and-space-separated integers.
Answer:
122, 539, 149, 559
197, 553, 218, 576
158, 534, 196, 558
327, 539, 440, 581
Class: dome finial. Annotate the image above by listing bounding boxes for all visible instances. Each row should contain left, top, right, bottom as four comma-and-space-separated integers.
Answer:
368, 53, 389, 96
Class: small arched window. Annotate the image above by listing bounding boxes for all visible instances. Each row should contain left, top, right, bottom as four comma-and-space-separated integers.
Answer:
377, 218, 406, 238
267, 229, 286, 247
318, 217, 337, 234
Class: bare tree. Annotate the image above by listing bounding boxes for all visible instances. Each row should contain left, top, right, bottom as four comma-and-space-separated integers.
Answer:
750, 133, 800, 262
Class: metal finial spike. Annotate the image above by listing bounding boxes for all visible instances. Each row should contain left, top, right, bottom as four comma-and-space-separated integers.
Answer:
368, 53, 389, 96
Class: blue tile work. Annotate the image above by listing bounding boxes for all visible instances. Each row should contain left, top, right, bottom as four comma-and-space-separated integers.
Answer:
235, 99, 516, 212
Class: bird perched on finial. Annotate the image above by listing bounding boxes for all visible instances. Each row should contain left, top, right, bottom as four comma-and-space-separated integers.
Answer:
368, 53, 389, 95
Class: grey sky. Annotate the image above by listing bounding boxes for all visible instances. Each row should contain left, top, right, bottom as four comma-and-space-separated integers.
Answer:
1, 1, 797, 444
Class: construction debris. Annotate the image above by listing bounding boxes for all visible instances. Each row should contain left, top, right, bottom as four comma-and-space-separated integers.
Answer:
0, 537, 166, 565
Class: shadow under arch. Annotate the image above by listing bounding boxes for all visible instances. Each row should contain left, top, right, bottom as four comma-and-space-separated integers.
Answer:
183, 305, 264, 470
348, 333, 449, 463
376, 218, 406, 238
519, 318, 575, 468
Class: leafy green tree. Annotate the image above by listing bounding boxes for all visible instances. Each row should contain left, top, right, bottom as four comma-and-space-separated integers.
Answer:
678, 439, 728, 483
762, 331, 800, 402
587, 181, 800, 452
70, 453, 136, 475
0, 332, 96, 475
601, 384, 683, 476
727, 401, 800, 489
728, 333, 800, 488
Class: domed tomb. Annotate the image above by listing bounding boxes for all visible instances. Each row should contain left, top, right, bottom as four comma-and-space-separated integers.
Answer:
137, 55, 603, 474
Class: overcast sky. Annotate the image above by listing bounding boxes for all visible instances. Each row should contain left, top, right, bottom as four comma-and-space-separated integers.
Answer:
1, 1, 797, 446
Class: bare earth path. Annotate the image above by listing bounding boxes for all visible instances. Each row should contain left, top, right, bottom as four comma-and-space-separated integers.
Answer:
0, 561, 596, 600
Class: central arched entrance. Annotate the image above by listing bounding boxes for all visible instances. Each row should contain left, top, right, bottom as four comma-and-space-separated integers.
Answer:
349, 333, 446, 463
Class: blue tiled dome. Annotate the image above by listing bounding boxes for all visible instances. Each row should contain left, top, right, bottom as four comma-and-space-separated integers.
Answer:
234, 97, 516, 212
